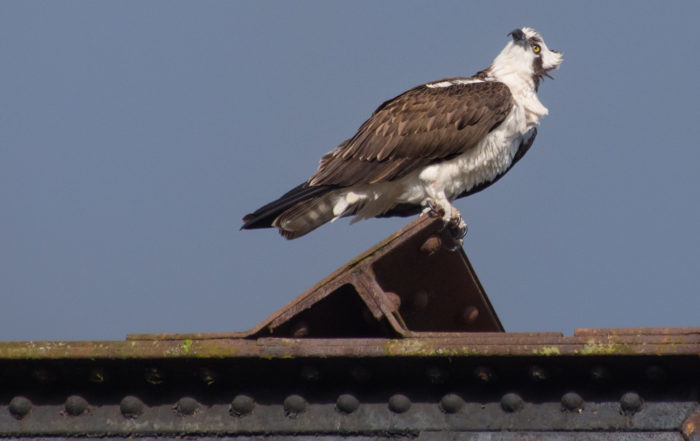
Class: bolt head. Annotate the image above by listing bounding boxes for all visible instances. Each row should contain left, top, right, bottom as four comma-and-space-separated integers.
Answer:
388, 394, 411, 413
426, 366, 447, 384
175, 397, 198, 416
145, 367, 164, 385
463, 306, 479, 325
199, 368, 217, 385
620, 392, 643, 414
65, 395, 88, 416
9, 396, 32, 419
590, 366, 611, 382
231, 394, 255, 416
120, 395, 145, 418
89, 368, 106, 383
292, 321, 309, 338
529, 365, 548, 382
300, 365, 320, 382
561, 392, 584, 411
474, 366, 496, 383
501, 392, 524, 412
336, 394, 360, 414
419, 236, 442, 255
284, 394, 307, 416
32, 368, 52, 383
439, 393, 463, 414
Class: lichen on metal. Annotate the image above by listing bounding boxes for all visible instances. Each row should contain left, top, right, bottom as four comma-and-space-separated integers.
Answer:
0, 328, 698, 361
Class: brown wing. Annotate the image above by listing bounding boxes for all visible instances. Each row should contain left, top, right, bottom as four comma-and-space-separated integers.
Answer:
309, 80, 513, 187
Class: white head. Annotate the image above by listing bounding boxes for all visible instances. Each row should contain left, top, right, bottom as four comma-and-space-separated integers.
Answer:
489, 27, 563, 91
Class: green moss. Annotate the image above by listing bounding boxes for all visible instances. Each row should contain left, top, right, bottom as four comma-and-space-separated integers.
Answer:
533, 346, 561, 356
575, 338, 635, 355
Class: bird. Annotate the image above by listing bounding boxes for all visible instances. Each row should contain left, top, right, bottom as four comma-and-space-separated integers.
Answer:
242, 27, 562, 240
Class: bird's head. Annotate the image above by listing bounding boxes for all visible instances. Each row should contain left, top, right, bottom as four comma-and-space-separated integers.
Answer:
490, 27, 563, 91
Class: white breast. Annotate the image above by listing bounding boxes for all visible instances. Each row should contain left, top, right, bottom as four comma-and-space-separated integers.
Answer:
409, 105, 528, 202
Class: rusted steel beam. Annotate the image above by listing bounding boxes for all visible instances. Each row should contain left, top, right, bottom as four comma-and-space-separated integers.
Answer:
0, 328, 698, 360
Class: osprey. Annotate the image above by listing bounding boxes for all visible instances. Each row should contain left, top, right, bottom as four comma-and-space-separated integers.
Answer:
242, 27, 562, 239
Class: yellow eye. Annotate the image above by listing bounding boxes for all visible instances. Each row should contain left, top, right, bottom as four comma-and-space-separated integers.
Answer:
531, 44, 541, 54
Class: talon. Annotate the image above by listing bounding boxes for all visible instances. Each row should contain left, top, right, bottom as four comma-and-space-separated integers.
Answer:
422, 198, 445, 218
449, 217, 468, 239
441, 206, 467, 251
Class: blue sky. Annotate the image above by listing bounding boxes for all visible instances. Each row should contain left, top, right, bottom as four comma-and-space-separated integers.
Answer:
1, 1, 699, 341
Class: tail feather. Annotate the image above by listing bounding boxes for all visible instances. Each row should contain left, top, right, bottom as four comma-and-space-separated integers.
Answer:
241, 182, 336, 233
274, 195, 337, 239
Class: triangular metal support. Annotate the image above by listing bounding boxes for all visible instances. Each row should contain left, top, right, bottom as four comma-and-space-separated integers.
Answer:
245, 215, 503, 338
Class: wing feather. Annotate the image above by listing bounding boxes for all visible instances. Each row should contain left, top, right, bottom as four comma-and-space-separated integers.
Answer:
309, 80, 513, 187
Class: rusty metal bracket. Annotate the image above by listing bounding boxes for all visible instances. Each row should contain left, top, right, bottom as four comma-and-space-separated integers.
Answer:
131, 215, 503, 340
247, 214, 504, 338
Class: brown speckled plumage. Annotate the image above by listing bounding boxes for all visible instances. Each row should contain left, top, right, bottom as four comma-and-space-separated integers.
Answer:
309, 81, 513, 187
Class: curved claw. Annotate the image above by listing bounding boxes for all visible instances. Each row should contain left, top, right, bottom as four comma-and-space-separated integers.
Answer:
444, 217, 467, 251
422, 198, 446, 219
450, 217, 468, 239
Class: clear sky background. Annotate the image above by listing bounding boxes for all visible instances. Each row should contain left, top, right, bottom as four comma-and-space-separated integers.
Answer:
1, 1, 698, 341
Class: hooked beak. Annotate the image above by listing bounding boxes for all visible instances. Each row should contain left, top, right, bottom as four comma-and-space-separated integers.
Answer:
508, 29, 526, 43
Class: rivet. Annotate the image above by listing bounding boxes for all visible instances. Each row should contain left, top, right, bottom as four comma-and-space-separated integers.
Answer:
388, 394, 411, 413
681, 412, 700, 440
462, 306, 479, 325
292, 321, 309, 338
231, 394, 255, 416
336, 394, 360, 414
383, 291, 402, 313
645, 365, 666, 383
561, 392, 584, 411
65, 395, 88, 416
351, 365, 371, 383
590, 366, 611, 382
120, 395, 145, 418
175, 397, 198, 416
300, 365, 320, 382
529, 365, 548, 382
284, 394, 307, 416
420, 236, 442, 255
412, 290, 429, 310
199, 368, 216, 386
89, 368, 106, 383
32, 368, 51, 383
426, 366, 448, 384
474, 366, 496, 383
620, 392, 643, 414
145, 367, 164, 385
9, 396, 32, 419
439, 393, 463, 414
501, 393, 524, 412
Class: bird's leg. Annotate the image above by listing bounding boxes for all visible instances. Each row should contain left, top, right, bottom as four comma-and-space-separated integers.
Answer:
422, 198, 467, 249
